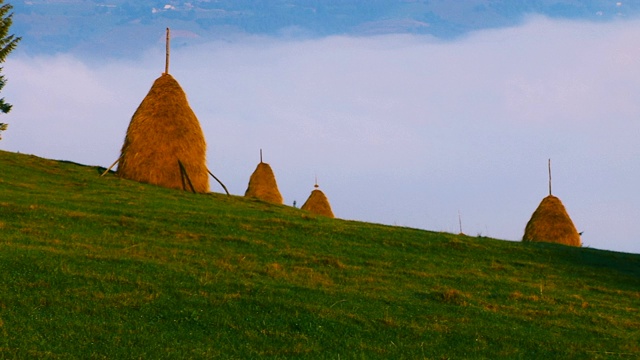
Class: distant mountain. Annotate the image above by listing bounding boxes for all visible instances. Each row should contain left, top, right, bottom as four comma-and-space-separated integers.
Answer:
11, 0, 640, 58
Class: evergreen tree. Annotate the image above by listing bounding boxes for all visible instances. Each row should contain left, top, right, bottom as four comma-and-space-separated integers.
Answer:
0, 122, 6, 140
0, 1, 21, 140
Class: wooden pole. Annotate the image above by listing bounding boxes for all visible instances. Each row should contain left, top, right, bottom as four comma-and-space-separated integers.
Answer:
260, 149, 263, 163
101, 156, 122, 177
165, 27, 170, 74
178, 160, 196, 193
179, 163, 187, 190
207, 168, 230, 196
548, 158, 552, 196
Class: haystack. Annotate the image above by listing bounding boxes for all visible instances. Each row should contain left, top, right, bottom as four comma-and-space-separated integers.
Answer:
117, 73, 209, 193
301, 185, 334, 218
244, 161, 283, 204
522, 195, 581, 247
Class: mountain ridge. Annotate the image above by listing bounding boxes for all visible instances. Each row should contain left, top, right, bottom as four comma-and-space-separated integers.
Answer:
12, 0, 640, 57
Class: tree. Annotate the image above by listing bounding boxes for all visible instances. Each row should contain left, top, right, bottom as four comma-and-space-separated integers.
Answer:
0, 1, 21, 140
0, 122, 6, 140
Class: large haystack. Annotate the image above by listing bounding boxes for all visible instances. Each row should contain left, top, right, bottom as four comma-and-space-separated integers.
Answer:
244, 161, 283, 204
523, 195, 581, 247
301, 186, 334, 218
117, 73, 209, 193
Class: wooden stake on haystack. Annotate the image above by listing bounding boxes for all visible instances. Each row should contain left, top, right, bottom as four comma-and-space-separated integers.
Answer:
178, 159, 196, 193
103, 27, 172, 178
260, 149, 263, 163
100, 155, 122, 176
207, 168, 230, 195
548, 158, 552, 196
165, 27, 170, 74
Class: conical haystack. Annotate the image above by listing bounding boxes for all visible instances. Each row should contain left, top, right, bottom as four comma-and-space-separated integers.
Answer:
523, 195, 581, 247
301, 187, 334, 218
117, 73, 209, 193
244, 162, 283, 204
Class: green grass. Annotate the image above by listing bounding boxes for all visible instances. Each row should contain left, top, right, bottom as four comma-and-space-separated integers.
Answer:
1, 149, 639, 359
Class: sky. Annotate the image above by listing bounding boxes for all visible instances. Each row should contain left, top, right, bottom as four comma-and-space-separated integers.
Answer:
3, 15, 640, 254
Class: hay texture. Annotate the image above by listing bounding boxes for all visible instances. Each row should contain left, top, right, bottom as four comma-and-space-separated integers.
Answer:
523, 195, 581, 247
117, 73, 209, 193
244, 162, 283, 204
301, 189, 334, 218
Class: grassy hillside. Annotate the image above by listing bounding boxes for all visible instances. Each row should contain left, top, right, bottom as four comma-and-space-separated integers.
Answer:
1, 149, 638, 359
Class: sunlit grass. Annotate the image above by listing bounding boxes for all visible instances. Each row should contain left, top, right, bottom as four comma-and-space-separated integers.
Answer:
1, 150, 639, 358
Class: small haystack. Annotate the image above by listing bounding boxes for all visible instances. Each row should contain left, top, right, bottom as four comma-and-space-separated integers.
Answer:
301, 183, 334, 218
522, 195, 581, 246
522, 159, 581, 246
244, 151, 283, 204
116, 29, 209, 193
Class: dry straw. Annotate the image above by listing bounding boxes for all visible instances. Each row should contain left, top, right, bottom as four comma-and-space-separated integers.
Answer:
244, 161, 283, 204
301, 186, 334, 218
522, 195, 581, 247
117, 73, 209, 193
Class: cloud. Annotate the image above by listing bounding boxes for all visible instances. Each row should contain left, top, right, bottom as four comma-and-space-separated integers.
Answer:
3, 16, 640, 253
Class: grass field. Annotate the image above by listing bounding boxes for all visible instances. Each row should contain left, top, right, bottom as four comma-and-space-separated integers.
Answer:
1, 149, 639, 359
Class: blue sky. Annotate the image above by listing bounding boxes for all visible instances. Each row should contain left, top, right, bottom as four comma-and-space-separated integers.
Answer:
3, 2, 640, 254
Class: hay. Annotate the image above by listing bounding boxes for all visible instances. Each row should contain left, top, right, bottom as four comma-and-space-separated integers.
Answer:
117, 73, 209, 193
523, 195, 581, 247
244, 162, 283, 204
301, 189, 334, 218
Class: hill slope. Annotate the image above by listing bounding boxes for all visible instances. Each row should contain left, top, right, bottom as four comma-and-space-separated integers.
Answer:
0, 150, 638, 358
